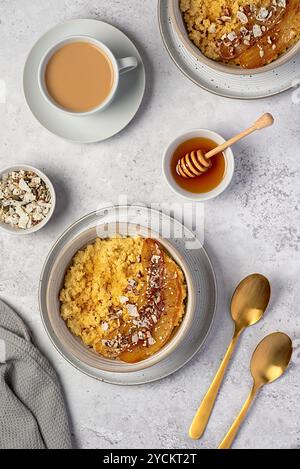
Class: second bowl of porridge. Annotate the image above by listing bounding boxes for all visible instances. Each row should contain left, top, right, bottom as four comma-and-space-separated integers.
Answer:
170, 0, 300, 74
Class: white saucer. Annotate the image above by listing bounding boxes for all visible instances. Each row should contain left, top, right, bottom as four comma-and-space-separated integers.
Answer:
39, 206, 217, 385
23, 19, 146, 143
158, 0, 300, 100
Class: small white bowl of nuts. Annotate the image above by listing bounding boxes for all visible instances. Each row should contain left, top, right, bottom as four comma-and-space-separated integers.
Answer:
0, 164, 56, 235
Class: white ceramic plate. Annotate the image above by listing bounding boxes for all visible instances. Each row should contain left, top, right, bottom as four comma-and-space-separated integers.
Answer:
39, 205, 217, 385
158, 0, 300, 99
23, 19, 146, 143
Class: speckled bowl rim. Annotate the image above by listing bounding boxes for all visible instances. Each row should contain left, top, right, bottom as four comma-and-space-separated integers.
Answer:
169, 0, 300, 76
0, 164, 56, 235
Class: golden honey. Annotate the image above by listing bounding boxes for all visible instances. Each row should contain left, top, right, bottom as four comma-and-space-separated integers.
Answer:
171, 137, 226, 194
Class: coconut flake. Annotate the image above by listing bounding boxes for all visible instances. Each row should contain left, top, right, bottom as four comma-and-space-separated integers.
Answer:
253, 24, 262, 38
126, 304, 139, 318
119, 296, 129, 304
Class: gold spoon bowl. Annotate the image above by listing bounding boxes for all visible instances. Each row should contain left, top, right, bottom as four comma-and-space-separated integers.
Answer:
218, 332, 293, 449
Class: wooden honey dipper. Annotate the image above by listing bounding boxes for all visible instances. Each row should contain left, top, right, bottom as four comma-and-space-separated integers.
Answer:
176, 113, 274, 178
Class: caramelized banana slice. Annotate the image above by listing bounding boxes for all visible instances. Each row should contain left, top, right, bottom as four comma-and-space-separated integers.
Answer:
239, 0, 300, 69
119, 239, 186, 363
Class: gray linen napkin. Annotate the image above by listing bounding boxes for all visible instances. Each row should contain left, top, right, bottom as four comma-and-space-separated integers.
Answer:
0, 299, 72, 449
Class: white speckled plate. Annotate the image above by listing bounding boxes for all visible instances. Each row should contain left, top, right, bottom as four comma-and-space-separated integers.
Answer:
39, 206, 217, 385
158, 0, 300, 99
23, 19, 145, 143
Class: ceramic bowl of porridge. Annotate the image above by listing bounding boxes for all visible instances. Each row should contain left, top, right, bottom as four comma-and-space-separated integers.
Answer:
39, 220, 196, 373
170, 0, 300, 75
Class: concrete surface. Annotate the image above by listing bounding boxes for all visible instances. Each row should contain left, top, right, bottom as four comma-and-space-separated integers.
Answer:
0, 0, 299, 449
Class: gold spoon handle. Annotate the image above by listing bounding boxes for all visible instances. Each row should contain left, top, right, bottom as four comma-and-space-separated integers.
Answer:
218, 384, 259, 449
189, 332, 240, 440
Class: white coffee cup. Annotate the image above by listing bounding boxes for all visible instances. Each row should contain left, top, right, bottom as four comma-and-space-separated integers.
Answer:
38, 35, 138, 116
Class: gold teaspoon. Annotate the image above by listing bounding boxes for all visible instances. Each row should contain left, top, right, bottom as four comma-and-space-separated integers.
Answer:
189, 274, 271, 440
218, 332, 293, 449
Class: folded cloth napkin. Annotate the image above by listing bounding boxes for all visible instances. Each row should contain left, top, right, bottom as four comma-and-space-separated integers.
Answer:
0, 299, 72, 449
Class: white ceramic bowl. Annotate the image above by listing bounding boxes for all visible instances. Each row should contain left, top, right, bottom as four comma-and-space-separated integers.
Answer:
0, 164, 56, 235
170, 0, 300, 76
163, 129, 234, 202
40, 222, 196, 373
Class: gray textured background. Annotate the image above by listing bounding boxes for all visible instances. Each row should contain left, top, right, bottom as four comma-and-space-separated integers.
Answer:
0, 0, 299, 449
